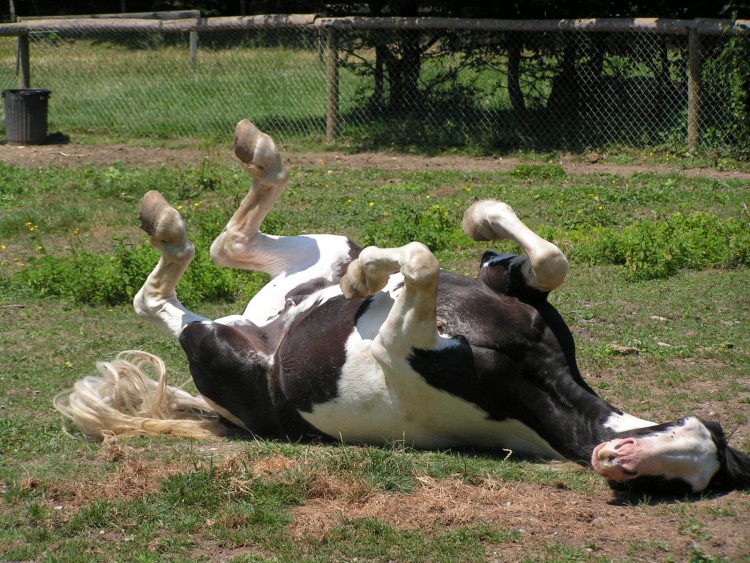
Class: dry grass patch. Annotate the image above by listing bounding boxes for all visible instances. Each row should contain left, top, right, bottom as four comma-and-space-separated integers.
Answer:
289, 475, 750, 561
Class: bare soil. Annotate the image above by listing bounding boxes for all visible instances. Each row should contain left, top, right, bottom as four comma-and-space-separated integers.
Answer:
6, 141, 749, 561
2, 141, 750, 180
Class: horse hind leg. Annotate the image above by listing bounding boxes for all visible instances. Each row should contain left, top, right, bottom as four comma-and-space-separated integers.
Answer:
462, 200, 569, 292
133, 190, 206, 338
210, 119, 292, 275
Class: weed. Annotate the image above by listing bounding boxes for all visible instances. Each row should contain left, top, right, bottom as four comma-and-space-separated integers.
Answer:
363, 202, 463, 252
571, 212, 750, 281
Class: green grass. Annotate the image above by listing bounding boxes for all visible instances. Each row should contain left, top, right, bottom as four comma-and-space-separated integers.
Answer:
2, 35, 748, 158
1, 159, 749, 561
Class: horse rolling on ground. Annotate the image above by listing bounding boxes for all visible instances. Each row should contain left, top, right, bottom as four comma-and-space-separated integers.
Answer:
55, 119, 750, 495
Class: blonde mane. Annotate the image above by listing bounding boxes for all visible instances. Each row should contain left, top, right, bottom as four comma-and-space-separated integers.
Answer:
53, 350, 228, 440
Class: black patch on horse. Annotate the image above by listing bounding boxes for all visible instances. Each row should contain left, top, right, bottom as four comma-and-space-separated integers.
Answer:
179, 322, 317, 440
276, 296, 363, 413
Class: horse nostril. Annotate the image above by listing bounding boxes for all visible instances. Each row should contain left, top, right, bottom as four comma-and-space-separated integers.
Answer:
613, 437, 636, 450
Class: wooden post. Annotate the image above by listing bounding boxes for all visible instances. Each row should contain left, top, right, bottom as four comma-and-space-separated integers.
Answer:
687, 25, 702, 152
326, 27, 339, 142
17, 32, 29, 88
190, 16, 200, 64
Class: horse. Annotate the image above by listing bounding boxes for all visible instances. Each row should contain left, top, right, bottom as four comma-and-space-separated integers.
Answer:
55, 119, 750, 494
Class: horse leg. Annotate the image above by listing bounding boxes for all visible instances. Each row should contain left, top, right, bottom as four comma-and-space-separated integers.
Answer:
462, 200, 569, 292
133, 191, 206, 338
342, 241, 441, 358
209, 119, 293, 275
211, 119, 358, 325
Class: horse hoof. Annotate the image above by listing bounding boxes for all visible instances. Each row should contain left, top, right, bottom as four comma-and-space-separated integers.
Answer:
462, 200, 514, 242
233, 119, 262, 165
233, 119, 288, 185
139, 190, 172, 236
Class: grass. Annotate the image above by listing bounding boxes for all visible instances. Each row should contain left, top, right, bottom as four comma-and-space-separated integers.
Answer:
1, 157, 749, 561
2, 34, 748, 158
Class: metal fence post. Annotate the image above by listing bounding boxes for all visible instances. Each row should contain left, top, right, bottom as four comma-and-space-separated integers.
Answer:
326, 26, 339, 143
17, 31, 30, 88
687, 23, 702, 152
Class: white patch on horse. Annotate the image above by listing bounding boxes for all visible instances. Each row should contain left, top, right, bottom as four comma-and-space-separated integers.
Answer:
603, 412, 655, 433
236, 234, 353, 327
300, 328, 565, 459
351, 274, 405, 339
640, 417, 721, 491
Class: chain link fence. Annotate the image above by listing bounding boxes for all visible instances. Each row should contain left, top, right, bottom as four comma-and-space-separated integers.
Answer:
0, 15, 748, 156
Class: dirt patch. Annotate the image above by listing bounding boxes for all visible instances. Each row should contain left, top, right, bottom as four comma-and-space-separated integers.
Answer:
290, 473, 750, 561
2, 141, 750, 180
18, 429, 750, 561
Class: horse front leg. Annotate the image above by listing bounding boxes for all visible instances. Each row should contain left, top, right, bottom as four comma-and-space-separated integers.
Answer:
133, 191, 206, 338
463, 200, 569, 292
341, 241, 441, 364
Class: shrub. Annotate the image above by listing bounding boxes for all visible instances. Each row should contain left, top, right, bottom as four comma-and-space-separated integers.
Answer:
571, 211, 750, 281
362, 203, 463, 252
10, 239, 267, 307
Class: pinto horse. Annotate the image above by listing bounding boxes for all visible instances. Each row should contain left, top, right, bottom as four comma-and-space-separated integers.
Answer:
56, 120, 750, 494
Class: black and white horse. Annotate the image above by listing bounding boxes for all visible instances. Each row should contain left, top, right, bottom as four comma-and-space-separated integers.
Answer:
56, 120, 750, 494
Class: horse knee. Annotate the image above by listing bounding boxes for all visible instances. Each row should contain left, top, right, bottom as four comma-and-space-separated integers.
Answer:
399, 242, 439, 285
528, 245, 569, 292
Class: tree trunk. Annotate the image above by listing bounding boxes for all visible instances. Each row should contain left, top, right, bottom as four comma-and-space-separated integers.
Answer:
507, 40, 525, 112
548, 39, 578, 112
385, 29, 422, 111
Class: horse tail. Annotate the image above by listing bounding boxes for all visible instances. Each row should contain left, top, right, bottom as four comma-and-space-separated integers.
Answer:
53, 350, 229, 441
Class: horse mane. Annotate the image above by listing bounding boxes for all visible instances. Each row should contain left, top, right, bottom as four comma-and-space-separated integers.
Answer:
53, 350, 229, 441
701, 418, 750, 491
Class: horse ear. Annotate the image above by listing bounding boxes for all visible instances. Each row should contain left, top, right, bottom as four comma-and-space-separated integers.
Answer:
477, 251, 513, 295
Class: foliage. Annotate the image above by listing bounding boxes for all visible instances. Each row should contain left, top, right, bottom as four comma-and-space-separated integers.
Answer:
362, 203, 463, 252
571, 211, 750, 281
702, 22, 750, 158
10, 239, 264, 306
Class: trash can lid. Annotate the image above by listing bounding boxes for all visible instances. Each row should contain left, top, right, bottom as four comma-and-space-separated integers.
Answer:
2, 88, 51, 97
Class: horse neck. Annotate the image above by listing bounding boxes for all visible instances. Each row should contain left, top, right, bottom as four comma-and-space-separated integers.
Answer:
531, 373, 653, 465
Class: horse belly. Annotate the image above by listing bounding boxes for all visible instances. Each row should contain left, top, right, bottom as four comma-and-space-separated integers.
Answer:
300, 333, 565, 459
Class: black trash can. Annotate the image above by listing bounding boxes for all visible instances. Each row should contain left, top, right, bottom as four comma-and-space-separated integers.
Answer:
3, 88, 51, 145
